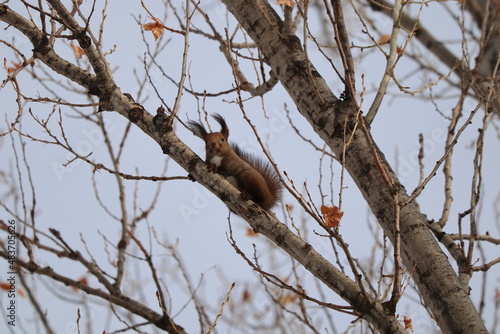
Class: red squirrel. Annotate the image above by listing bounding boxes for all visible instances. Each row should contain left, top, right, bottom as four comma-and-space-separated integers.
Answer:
188, 114, 282, 211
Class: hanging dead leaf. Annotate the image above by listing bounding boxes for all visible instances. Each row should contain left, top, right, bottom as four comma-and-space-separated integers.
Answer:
70, 43, 85, 59
71, 275, 88, 291
403, 316, 413, 331
242, 289, 251, 303
279, 293, 299, 306
6, 61, 21, 73
0, 282, 25, 297
246, 227, 259, 237
276, 0, 295, 8
378, 34, 391, 44
142, 18, 165, 41
321, 205, 344, 228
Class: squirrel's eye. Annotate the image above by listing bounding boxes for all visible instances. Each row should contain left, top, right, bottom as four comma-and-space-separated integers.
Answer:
221, 138, 225, 142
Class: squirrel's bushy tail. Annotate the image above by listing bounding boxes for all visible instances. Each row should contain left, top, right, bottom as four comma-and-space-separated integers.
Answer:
231, 144, 282, 210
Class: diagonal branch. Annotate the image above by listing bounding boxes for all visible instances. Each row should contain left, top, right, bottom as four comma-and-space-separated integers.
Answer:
365, 0, 403, 124
330, 0, 357, 101
0, 4, 97, 91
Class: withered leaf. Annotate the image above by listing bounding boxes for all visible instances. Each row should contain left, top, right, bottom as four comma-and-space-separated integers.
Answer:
321, 205, 344, 228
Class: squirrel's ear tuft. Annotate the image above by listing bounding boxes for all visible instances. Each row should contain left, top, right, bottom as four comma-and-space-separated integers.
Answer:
187, 120, 208, 140
212, 113, 229, 139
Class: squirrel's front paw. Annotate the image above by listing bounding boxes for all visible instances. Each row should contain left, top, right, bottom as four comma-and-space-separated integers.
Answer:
207, 164, 218, 173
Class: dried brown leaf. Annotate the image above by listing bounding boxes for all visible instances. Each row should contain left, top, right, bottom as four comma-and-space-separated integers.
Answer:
6, 61, 21, 73
321, 205, 344, 228
142, 18, 165, 40
246, 227, 259, 237
70, 43, 85, 58
276, 0, 295, 8
403, 316, 413, 331
378, 34, 391, 44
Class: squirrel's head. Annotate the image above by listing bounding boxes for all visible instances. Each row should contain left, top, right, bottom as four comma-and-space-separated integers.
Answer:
205, 132, 229, 155
188, 113, 231, 156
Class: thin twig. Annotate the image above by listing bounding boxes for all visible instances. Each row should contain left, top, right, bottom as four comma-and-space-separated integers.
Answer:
206, 282, 235, 334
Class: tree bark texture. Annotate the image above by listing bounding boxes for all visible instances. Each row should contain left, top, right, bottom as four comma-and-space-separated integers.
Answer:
220, 0, 488, 333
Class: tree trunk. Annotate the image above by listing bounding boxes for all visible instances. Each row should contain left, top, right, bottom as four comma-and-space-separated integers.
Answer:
221, 0, 488, 333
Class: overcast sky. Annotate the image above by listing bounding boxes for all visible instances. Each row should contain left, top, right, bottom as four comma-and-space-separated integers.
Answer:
1, 1, 499, 333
